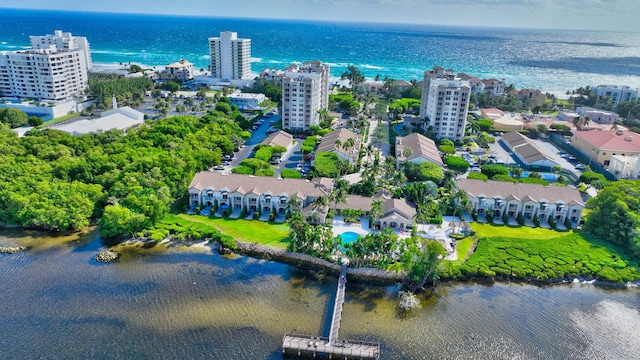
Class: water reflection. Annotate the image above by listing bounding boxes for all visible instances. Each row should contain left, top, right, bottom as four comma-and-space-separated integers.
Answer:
1, 229, 639, 359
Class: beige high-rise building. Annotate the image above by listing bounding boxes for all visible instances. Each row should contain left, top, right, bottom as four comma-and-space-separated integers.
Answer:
208, 31, 251, 80
281, 60, 329, 131
419, 66, 471, 141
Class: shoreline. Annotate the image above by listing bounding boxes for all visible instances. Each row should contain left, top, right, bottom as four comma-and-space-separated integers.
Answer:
1, 225, 637, 288
109, 235, 640, 288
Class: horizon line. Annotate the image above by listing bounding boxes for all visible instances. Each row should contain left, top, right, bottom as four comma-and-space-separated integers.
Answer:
1, 7, 637, 34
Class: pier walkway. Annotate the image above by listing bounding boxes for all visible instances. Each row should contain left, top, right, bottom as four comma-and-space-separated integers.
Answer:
282, 260, 380, 359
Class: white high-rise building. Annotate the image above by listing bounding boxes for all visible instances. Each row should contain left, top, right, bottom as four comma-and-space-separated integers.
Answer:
30, 30, 92, 70
594, 84, 638, 106
208, 31, 251, 80
281, 60, 329, 131
0, 30, 90, 102
419, 66, 471, 141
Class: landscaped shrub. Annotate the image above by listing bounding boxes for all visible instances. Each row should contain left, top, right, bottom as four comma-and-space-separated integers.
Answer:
520, 177, 549, 185
472, 209, 478, 221
533, 215, 540, 227
232, 165, 254, 175
517, 214, 525, 226
493, 174, 518, 183
549, 217, 557, 230
439, 145, 456, 155
486, 211, 494, 223
254, 146, 274, 162
481, 164, 509, 179
255, 168, 275, 177
280, 169, 302, 178
444, 155, 470, 173
467, 172, 488, 181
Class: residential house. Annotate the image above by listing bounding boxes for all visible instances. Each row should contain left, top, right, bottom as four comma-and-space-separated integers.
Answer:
261, 130, 294, 151
165, 59, 194, 81
512, 88, 545, 107
188, 172, 333, 218
457, 73, 485, 95
457, 179, 584, 228
395, 132, 443, 169
334, 194, 416, 231
608, 154, 640, 179
575, 107, 619, 124
316, 128, 361, 165
481, 79, 505, 96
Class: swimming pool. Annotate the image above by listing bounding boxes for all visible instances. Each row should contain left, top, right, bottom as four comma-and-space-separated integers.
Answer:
340, 231, 360, 245
521, 171, 559, 182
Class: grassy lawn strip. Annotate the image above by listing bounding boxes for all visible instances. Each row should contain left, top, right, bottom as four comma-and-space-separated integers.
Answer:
472, 223, 565, 240
453, 236, 476, 264
458, 224, 640, 282
177, 214, 290, 249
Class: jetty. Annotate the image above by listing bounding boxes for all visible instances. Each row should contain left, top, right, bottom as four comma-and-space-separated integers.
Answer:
282, 260, 380, 359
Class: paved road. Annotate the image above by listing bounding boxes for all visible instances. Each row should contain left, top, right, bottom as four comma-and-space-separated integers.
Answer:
219, 115, 278, 173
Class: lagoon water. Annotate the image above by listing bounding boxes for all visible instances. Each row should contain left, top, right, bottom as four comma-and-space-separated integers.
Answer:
1, 9, 640, 93
1, 229, 639, 359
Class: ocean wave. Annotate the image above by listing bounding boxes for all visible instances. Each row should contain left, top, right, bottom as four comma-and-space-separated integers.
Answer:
359, 64, 383, 70
249, 57, 262, 62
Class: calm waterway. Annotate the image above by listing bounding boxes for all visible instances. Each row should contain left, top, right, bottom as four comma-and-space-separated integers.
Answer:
1, 229, 639, 360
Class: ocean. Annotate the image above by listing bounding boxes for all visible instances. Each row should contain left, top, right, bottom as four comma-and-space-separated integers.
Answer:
1, 8, 640, 94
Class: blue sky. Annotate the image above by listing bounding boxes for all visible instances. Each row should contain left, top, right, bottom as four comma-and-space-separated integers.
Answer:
5, 0, 639, 32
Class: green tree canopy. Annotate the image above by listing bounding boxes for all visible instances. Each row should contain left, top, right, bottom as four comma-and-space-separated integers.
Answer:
0, 108, 28, 128
481, 164, 509, 179
403, 161, 443, 183
444, 156, 470, 174
585, 180, 640, 258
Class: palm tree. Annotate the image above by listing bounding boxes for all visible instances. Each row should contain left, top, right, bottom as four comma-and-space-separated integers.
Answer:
465, 120, 480, 136
572, 116, 591, 130
311, 196, 328, 212
610, 120, 622, 131
329, 179, 349, 210
369, 199, 384, 229
402, 146, 413, 159
286, 196, 302, 216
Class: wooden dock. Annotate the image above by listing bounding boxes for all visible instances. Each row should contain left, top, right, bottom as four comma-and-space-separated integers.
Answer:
282, 261, 380, 359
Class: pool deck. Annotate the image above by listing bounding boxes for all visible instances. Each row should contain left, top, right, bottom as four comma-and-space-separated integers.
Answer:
332, 215, 469, 261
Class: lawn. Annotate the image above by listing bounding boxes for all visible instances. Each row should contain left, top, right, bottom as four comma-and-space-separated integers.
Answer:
471, 223, 565, 240
458, 223, 640, 282
43, 112, 80, 126
178, 214, 290, 249
453, 236, 476, 263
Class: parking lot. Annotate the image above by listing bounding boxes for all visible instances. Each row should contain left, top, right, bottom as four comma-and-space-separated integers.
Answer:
485, 135, 582, 176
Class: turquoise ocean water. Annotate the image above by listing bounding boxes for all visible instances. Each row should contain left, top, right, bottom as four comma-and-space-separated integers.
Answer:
1, 8, 640, 93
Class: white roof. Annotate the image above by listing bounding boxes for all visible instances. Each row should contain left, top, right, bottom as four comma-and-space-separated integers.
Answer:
51, 113, 143, 135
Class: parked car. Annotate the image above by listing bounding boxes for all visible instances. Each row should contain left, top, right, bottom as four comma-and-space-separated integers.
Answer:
575, 164, 585, 170
568, 156, 576, 161
214, 165, 225, 171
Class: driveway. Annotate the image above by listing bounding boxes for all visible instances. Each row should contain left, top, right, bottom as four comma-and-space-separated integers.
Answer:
275, 140, 304, 177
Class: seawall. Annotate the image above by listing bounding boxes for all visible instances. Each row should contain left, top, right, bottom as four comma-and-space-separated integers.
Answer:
231, 241, 404, 286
